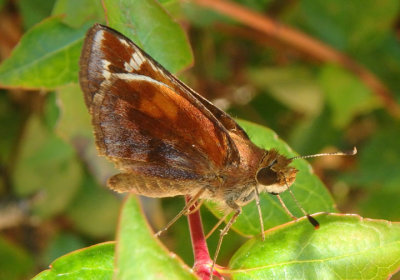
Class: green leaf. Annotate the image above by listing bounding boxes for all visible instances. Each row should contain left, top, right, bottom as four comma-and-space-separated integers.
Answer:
17, 0, 56, 30
0, 17, 90, 89
52, 0, 104, 28
32, 242, 115, 280
13, 115, 82, 218
0, 235, 34, 280
338, 126, 400, 220
181, 2, 231, 27
357, 34, 400, 102
0, 92, 24, 163
103, 0, 193, 73
343, 126, 400, 189
206, 120, 336, 236
157, 0, 183, 19
66, 173, 120, 238
229, 214, 400, 279
300, 0, 400, 53
358, 188, 400, 221
247, 66, 323, 116
115, 195, 197, 280
56, 83, 92, 140
43, 91, 61, 130
319, 64, 380, 128
41, 233, 85, 266
288, 106, 341, 156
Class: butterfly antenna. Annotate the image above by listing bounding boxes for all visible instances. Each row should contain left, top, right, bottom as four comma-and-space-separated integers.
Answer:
279, 178, 319, 229
290, 147, 357, 161
282, 146, 357, 228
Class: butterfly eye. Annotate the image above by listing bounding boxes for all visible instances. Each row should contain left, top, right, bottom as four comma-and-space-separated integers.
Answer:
256, 167, 278, 186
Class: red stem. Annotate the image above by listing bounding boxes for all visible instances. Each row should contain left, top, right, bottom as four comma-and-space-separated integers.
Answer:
186, 196, 223, 280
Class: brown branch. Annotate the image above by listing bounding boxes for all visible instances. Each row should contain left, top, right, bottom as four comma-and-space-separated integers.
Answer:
193, 0, 400, 118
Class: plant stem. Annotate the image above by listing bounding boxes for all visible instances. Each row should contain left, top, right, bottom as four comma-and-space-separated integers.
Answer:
186, 196, 223, 280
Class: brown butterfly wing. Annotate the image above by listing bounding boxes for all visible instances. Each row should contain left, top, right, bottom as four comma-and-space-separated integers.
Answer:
79, 24, 242, 182
172, 78, 250, 140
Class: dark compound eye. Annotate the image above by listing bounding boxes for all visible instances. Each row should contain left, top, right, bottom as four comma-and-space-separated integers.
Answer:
256, 167, 278, 186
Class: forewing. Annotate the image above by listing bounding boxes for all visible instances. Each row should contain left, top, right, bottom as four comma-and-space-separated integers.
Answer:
79, 24, 240, 179
173, 79, 250, 140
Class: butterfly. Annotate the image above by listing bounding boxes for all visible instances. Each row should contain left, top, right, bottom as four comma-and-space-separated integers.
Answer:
79, 23, 354, 278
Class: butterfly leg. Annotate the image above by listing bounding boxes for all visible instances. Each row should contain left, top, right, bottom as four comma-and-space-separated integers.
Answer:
254, 185, 265, 241
210, 204, 241, 279
155, 188, 206, 237
205, 211, 231, 239
186, 199, 204, 215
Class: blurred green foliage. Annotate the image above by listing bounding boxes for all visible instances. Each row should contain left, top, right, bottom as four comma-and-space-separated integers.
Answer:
0, 0, 399, 279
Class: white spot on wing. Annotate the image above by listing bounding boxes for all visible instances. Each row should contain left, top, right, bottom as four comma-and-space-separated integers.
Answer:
102, 60, 111, 70
148, 61, 158, 72
102, 59, 111, 79
119, 38, 129, 47
124, 61, 133, 72
134, 49, 160, 73
94, 30, 104, 47
136, 51, 145, 64
103, 70, 111, 79
114, 73, 172, 89
129, 57, 140, 71
132, 52, 143, 69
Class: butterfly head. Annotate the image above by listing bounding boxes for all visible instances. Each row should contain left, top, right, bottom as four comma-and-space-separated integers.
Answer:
255, 149, 298, 195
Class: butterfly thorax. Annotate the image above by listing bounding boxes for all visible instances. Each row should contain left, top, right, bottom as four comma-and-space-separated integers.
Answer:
204, 133, 298, 208
203, 133, 264, 207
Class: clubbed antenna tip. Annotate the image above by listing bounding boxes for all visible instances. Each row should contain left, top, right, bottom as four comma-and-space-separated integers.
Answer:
290, 146, 357, 161
307, 215, 320, 229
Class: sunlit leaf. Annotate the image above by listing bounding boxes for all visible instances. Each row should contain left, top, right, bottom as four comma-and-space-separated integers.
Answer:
115, 195, 197, 279
103, 0, 193, 73
0, 17, 90, 89
32, 242, 115, 280
229, 214, 400, 280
